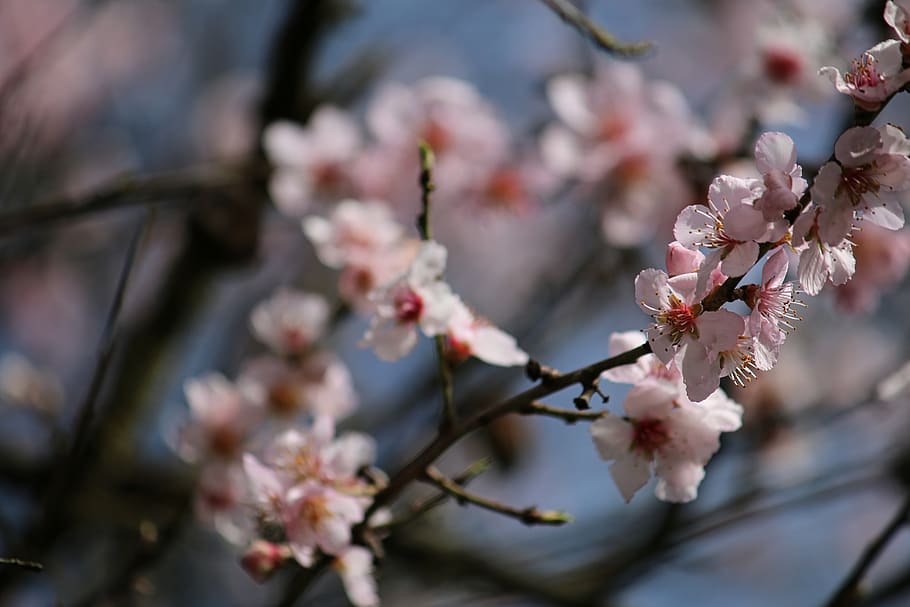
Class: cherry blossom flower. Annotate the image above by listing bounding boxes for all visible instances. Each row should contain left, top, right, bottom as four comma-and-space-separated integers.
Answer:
177, 373, 262, 462
820, 40, 910, 111
302, 198, 420, 310
635, 268, 704, 365
334, 546, 379, 607
444, 300, 528, 367
753, 132, 808, 221
238, 352, 358, 420
674, 175, 778, 292
283, 481, 368, 566
362, 241, 458, 361
194, 462, 252, 544
361, 77, 509, 207
742, 248, 799, 371
241, 540, 292, 583
885, 0, 910, 43
682, 310, 755, 402
540, 61, 711, 246
834, 224, 910, 313
263, 106, 361, 216
590, 381, 742, 503
791, 204, 856, 295
811, 125, 909, 244
250, 288, 330, 356
302, 199, 407, 269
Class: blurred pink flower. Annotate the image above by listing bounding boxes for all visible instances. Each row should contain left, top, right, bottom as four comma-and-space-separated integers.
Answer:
250, 288, 330, 356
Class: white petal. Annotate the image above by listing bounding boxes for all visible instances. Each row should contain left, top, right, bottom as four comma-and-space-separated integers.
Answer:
754, 131, 796, 174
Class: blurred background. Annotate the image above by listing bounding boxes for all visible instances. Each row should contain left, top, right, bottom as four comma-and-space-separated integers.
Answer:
2, 0, 910, 605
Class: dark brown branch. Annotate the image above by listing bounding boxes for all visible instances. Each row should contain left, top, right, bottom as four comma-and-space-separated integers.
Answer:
422, 466, 572, 526
824, 494, 910, 607
538, 0, 653, 57
0, 164, 261, 238
520, 400, 608, 423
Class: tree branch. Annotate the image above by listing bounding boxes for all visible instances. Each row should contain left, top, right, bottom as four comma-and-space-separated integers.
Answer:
538, 0, 653, 57
824, 494, 910, 607
422, 466, 572, 526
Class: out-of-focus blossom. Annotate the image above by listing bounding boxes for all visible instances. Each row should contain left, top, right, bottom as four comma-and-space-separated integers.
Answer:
243, 417, 378, 567
303, 199, 420, 311
241, 540, 292, 583
0, 353, 64, 414
791, 204, 856, 295
753, 132, 807, 221
444, 300, 528, 367
178, 373, 262, 462
334, 546, 379, 607
885, 0, 910, 43
263, 106, 362, 216
360, 76, 509, 209
834, 224, 910, 313
239, 352, 357, 420
194, 462, 251, 545
820, 40, 910, 111
811, 125, 909, 245
540, 61, 711, 246
362, 241, 458, 361
250, 288, 330, 357
590, 381, 742, 503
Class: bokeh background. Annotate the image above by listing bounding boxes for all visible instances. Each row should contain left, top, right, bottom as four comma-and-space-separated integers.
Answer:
2, 0, 910, 605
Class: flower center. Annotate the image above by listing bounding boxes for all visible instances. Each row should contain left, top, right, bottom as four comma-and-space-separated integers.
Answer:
422, 119, 451, 153
269, 382, 299, 415
394, 288, 424, 323
839, 164, 880, 206
657, 295, 701, 343
763, 48, 803, 84
844, 53, 884, 91
631, 418, 670, 455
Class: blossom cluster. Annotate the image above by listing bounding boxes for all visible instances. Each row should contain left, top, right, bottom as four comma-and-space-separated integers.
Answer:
173, 287, 379, 605
591, 2, 910, 501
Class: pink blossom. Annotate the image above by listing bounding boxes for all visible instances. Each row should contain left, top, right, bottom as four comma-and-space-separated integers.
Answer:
194, 463, 252, 544
241, 540, 292, 583
540, 61, 710, 246
302, 199, 407, 269
282, 481, 368, 565
682, 310, 755, 402
302, 198, 420, 310
444, 300, 528, 367
178, 373, 262, 462
590, 381, 742, 503
742, 248, 799, 371
250, 288, 330, 356
334, 546, 379, 607
238, 352, 357, 420
820, 40, 910, 111
362, 77, 509, 207
834, 224, 910, 313
753, 132, 808, 221
885, 0, 910, 43
362, 241, 459, 361
263, 106, 361, 216
791, 204, 856, 295
635, 268, 704, 365
811, 125, 909, 244
674, 175, 776, 292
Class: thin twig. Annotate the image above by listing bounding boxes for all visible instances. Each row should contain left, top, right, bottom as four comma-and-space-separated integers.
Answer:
0, 557, 42, 572
379, 458, 493, 530
416, 142, 457, 429
519, 400, 608, 424
538, 0, 653, 57
422, 466, 572, 526
824, 494, 910, 607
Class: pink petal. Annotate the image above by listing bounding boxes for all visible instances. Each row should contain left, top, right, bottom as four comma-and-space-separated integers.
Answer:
754, 131, 796, 174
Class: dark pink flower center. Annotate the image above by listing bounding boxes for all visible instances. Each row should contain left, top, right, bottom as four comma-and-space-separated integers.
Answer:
844, 53, 885, 91
632, 418, 670, 455
763, 48, 803, 84
658, 295, 701, 342
394, 288, 424, 323
840, 164, 880, 206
